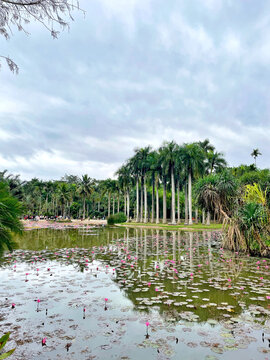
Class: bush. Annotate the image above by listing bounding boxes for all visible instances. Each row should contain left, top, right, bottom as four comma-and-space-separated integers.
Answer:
107, 212, 127, 225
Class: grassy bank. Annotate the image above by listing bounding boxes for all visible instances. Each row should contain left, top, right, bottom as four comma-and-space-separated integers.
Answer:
117, 222, 223, 231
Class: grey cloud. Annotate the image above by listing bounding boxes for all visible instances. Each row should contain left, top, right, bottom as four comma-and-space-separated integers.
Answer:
0, 0, 270, 179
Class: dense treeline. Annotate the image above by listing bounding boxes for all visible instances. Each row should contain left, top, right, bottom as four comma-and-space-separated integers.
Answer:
0, 140, 268, 227
1, 139, 270, 255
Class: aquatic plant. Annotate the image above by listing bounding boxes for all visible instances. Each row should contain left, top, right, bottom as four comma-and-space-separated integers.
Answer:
0, 333, 15, 359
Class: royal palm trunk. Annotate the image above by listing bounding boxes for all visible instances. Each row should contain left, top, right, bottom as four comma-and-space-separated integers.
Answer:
184, 182, 188, 225
156, 179, 159, 224
171, 166, 176, 224
151, 174, 155, 223
177, 181, 180, 223
188, 171, 193, 225
127, 190, 130, 222
163, 176, 167, 224
136, 178, 139, 222
140, 177, 143, 222
144, 176, 147, 223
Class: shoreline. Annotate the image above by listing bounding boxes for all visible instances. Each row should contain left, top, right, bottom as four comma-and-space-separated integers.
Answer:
115, 222, 223, 232
21, 219, 223, 232
22, 219, 107, 230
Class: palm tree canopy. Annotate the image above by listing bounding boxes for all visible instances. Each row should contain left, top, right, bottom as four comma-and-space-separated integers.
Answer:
159, 141, 179, 175
206, 151, 227, 174
251, 148, 262, 159
0, 182, 23, 252
180, 143, 205, 178
116, 164, 132, 191
198, 139, 215, 153
79, 175, 94, 198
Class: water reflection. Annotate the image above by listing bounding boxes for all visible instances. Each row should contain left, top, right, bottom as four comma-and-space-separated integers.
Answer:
0, 227, 270, 359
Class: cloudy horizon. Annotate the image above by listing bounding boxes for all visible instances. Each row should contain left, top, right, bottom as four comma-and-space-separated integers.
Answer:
0, 0, 269, 181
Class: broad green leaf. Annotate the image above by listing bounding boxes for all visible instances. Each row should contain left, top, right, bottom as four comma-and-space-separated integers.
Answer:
0, 348, 15, 359
0, 334, 10, 351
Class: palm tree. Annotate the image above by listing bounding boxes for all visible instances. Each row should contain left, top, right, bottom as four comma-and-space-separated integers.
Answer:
181, 143, 205, 225
0, 182, 23, 253
134, 146, 152, 223
159, 141, 178, 224
128, 150, 142, 222
195, 171, 238, 222
79, 175, 93, 219
102, 178, 116, 218
206, 151, 227, 174
59, 183, 71, 217
158, 146, 168, 224
175, 149, 185, 223
198, 139, 215, 153
116, 164, 132, 221
251, 148, 262, 166
198, 141, 226, 224
147, 151, 159, 223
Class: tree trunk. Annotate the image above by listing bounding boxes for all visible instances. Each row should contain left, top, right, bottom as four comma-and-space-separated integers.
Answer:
124, 193, 126, 215
188, 171, 193, 225
112, 196, 115, 215
117, 194, 120, 213
108, 193, 111, 217
162, 176, 167, 224
151, 174, 155, 223
127, 190, 130, 222
177, 180, 180, 223
171, 166, 176, 224
206, 211, 211, 225
195, 208, 198, 224
98, 201, 100, 213
184, 182, 188, 225
202, 209, 205, 224
136, 177, 139, 222
156, 178, 159, 224
140, 177, 143, 222
83, 197, 86, 219
144, 176, 147, 223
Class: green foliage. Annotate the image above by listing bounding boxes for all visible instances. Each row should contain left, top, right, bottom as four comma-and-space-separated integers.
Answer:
107, 212, 127, 225
0, 333, 15, 359
195, 170, 239, 216
244, 183, 267, 206
0, 182, 23, 252
70, 202, 80, 218
239, 202, 267, 229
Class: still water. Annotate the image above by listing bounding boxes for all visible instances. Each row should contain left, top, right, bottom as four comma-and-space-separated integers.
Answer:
0, 226, 270, 359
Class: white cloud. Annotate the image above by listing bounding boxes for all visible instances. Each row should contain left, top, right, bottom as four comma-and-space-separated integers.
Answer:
223, 33, 242, 57
0, 0, 270, 179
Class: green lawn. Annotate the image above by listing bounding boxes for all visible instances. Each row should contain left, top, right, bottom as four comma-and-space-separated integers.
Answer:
117, 222, 223, 231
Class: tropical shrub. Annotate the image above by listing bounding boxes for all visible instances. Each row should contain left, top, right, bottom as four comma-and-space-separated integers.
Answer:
0, 332, 15, 359
0, 182, 23, 253
107, 212, 127, 225
195, 170, 239, 219
243, 183, 267, 206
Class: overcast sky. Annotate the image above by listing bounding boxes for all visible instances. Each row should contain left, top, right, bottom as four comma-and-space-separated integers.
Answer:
0, 0, 269, 180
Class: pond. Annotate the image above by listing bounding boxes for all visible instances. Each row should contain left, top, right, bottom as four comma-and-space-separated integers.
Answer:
0, 226, 270, 359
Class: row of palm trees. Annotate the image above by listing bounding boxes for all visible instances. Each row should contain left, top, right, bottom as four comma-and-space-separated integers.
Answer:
0, 139, 227, 222
115, 139, 227, 224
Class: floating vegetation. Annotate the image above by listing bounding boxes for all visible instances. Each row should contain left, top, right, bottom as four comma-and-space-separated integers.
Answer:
0, 227, 270, 359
